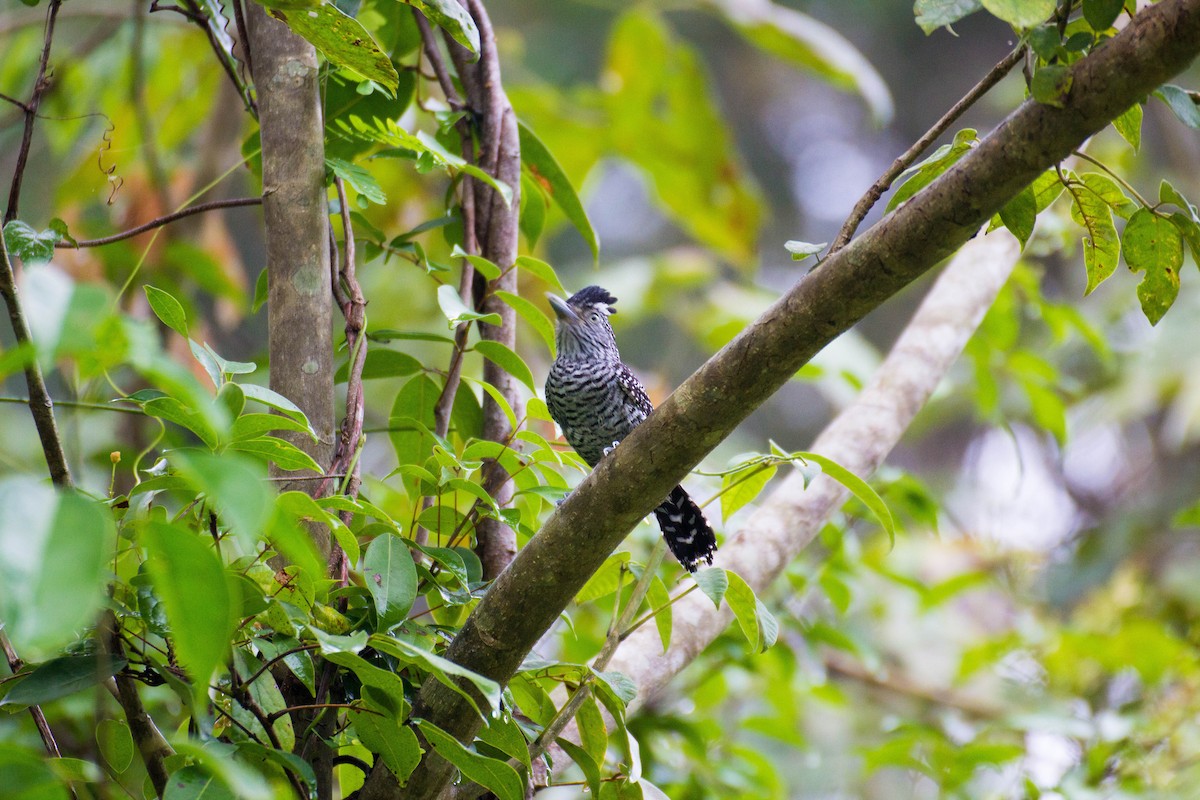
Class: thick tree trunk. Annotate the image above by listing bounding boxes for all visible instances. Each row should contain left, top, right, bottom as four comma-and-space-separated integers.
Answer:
245, 4, 335, 552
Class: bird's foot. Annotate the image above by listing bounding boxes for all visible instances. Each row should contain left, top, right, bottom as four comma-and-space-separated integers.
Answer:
602, 440, 621, 457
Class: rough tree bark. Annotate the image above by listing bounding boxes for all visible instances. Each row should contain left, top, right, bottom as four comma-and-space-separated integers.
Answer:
384, 1, 1200, 797
243, 7, 337, 799
447, 0, 523, 581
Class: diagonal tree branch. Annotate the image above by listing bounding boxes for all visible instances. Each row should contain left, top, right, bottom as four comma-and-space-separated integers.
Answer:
388, 1, 1200, 796
607, 227, 1020, 709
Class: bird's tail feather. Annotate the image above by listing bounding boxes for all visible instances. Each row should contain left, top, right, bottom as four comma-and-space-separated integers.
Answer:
654, 485, 717, 572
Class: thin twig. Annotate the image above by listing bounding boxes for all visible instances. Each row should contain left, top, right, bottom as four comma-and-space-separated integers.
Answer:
0, 396, 144, 415
55, 197, 263, 248
828, 45, 1025, 254
180, 0, 257, 115
102, 616, 172, 796
0, 221, 73, 487
5, 0, 62, 224
0, 629, 63, 761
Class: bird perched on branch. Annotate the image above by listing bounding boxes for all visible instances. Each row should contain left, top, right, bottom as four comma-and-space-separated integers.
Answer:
545, 285, 717, 572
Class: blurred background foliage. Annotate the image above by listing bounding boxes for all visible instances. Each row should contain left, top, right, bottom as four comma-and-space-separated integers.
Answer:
3, 0, 1200, 798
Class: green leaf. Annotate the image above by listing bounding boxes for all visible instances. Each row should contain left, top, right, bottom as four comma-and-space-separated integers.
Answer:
1167, 212, 1200, 268
887, 128, 977, 212
370, 634, 501, 716
692, 566, 729, 608
1030, 65, 1073, 108
0, 479, 115, 658
239, 383, 315, 433
0, 746, 70, 800
997, 186, 1036, 249
229, 435, 323, 473
1123, 208, 1183, 325
363, 533, 418, 629
720, 463, 776, 523
354, 712, 422, 783
1083, 0, 1124, 29
576, 552, 631, 603
416, 720, 524, 800
143, 285, 189, 337
269, 4, 399, 90
1, 655, 126, 708
724, 570, 778, 653
479, 715, 532, 772
1111, 102, 1142, 152
170, 449, 274, 550
784, 240, 826, 261
646, 576, 672, 652
437, 283, 502, 327
389, 373, 440, 467
402, 0, 480, 54
514, 255, 567, 294
981, 0, 1055, 28
706, 0, 893, 124
162, 764, 236, 800
473, 340, 536, 392
556, 738, 602, 796
327, 158, 387, 205
1155, 85, 1200, 129
496, 290, 556, 355
252, 269, 269, 314
913, 0, 982, 33
229, 413, 312, 442
335, 348, 423, 382
3, 220, 59, 264
518, 120, 599, 261
142, 521, 238, 690
798, 451, 896, 546
1067, 171, 1121, 294
97, 718, 134, 773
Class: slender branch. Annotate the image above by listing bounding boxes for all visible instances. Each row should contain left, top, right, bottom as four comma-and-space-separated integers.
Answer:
0, 216, 73, 487
55, 197, 263, 249
1071, 149, 1156, 209
102, 619, 173, 797
0, 396, 143, 415
5, 0, 62, 224
181, 0, 257, 115
828, 45, 1025, 254
0, 629, 63, 760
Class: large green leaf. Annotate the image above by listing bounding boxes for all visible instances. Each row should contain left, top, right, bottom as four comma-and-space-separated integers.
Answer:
913, 0, 983, 33
798, 451, 896, 546
268, 3, 399, 91
401, 0, 479, 54
1123, 208, 1183, 325
142, 521, 238, 690
363, 533, 418, 629
724, 570, 779, 653
389, 373, 441, 468
354, 711, 422, 783
144, 285, 189, 338
518, 121, 599, 261
416, 720, 524, 800
169, 449, 274, 551
1, 655, 126, 708
370, 634, 501, 717
0, 745, 70, 800
473, 340, 536, 392
0, 478, 115, 657
1067, 171, 1123, 294
981, 0, 1055, 29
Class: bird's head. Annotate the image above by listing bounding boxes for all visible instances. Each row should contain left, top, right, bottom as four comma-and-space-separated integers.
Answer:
547, 285, 619, 358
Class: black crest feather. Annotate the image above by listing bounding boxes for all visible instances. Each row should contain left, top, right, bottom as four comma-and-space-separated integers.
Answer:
569, 285, 618, 313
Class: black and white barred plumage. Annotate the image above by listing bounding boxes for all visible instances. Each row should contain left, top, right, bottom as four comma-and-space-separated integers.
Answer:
545, 286, 717, 572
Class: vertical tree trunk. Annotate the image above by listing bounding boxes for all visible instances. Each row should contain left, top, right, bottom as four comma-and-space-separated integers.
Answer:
244, 5, 334, 556
244, 8, 336, 799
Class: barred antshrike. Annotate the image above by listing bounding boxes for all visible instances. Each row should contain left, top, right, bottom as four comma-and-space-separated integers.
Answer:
545, 286, 717, 572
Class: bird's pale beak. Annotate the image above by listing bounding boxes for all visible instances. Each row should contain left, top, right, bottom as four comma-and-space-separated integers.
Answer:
546, 293, 579, 323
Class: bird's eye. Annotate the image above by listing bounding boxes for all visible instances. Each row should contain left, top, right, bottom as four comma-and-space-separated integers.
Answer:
589, 312, 601, 322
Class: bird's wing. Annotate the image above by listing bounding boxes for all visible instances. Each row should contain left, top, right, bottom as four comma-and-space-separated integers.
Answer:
617, 363, 654, 423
